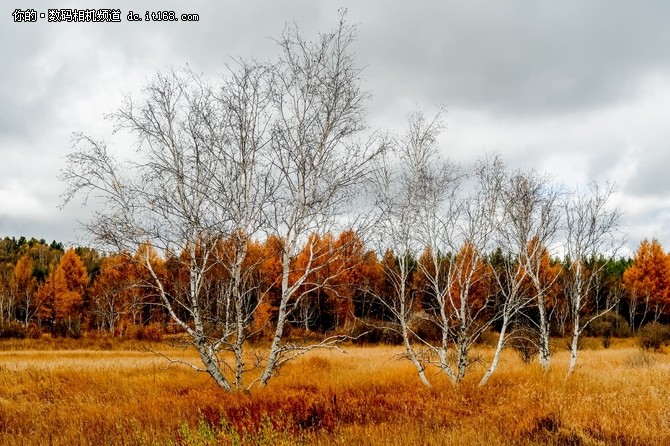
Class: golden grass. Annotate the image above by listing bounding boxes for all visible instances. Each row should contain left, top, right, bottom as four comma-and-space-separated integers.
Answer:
0, 338, 667, 445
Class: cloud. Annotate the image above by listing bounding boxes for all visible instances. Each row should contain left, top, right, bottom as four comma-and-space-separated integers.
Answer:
350, 0, 670, 116
0, 181, 48, 220
2, 0, 670, 250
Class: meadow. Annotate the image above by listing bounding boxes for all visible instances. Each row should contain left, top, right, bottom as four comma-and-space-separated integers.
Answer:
0, 337, 667, 445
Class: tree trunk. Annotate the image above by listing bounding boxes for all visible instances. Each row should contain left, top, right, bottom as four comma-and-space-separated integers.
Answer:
196, 340, 232, 392
567, 311, 580, 377
260, 249, 292, 386
627, 295, 637, 333
401, 319, 432, 388
537, 294, 551, 372
438, 300, 457, 383
479, 314, 509, 386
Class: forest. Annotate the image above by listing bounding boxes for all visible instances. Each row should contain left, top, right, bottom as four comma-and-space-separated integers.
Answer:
0, 232, 638, 340
0, 232, 667, 369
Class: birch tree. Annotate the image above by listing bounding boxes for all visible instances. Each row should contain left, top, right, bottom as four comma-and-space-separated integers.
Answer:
473, 160, 541, 386
370, 123, 433, 387
259, 14, 380, 385
62, 13, 376, 391
563, 182, 622, 377
371, 115, 514, 386
500, 171, 562, 372
417, 152, 502, 384
62, 59, 276, 390
370, 108, 464, 386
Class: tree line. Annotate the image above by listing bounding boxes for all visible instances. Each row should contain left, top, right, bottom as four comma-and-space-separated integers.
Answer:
7, 234, 665, 338
0, 232, 664, 371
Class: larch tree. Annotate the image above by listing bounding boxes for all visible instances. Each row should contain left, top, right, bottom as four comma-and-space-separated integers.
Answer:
288, 231, 361, 332
58, 249, 90, 315
623, 239, 670, 327
90, 253, 137, 333
36, 249, 89, 333
34, 249, 89, 334
36, 265, 68, 328
13, 253, 38, 327
328, 230, 369, 330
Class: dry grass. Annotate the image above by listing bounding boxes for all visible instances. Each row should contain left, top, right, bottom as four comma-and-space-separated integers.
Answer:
0, 338, 667, 445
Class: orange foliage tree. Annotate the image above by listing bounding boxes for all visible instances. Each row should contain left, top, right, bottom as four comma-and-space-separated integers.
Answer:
449, 241, 494, 318
13, 253, 38, 327
354, 250, 385, 319
623, 239, 670, 326
36, 249, 89, 333
329, 230, 371, 329
90, 253, 139, 333
256, 235, 285, 331
290, 233, 336, 332
289, 230, 371, 332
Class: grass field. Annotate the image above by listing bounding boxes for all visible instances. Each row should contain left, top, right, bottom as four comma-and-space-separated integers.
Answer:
0, 338, 668, 445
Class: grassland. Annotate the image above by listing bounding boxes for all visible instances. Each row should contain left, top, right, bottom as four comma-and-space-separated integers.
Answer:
0, 337, 667, 445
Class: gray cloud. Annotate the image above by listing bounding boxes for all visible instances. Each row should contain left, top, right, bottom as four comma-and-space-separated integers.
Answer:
2, 0, 670, 249
350, 0, 670, 116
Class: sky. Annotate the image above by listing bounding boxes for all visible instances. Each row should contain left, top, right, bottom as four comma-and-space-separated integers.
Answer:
2, 1, 670, 255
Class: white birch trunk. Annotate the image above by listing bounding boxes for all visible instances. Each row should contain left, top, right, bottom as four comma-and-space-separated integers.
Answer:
537, 292, 551, 372
567, 310, 580, 377
479, 313, 509, 386
401, 318, 432, 388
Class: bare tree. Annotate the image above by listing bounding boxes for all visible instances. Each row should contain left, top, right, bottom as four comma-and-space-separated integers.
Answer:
562, 182, 622, 377
62, 55, 279, 390
372, 122, 521, 386
370, 108, 480, 386
475, 160, 541, 386
500, 170, 562, 372
403, 109, 465, 383
63, 12, 380, 391
418, 151, 502, 384
259, 13, 381, 385
443, 157, 504, 383
369, 112, 437, 387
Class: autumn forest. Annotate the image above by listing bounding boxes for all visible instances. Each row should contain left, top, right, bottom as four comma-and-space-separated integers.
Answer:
0, 230, 667, 359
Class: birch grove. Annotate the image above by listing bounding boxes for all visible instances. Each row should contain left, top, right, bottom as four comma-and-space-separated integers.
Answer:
59, 12, 625, 391
62, 13, 381, 391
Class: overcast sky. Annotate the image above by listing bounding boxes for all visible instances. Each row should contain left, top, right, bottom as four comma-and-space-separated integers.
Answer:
2, 1, 670, 254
